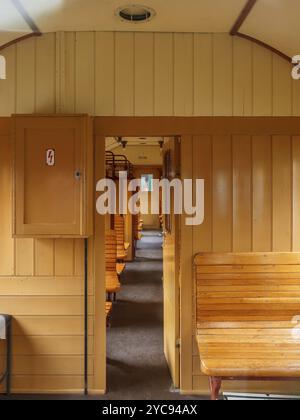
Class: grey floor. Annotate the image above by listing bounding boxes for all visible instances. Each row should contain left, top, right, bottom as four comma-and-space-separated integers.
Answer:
7, 231, 205, 400
103, 230, 192, 400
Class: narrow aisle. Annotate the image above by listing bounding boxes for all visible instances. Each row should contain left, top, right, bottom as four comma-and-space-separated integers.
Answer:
105, 231, 195, 400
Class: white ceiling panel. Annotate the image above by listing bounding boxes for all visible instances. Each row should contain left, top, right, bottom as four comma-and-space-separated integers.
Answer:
0, 0, 32, 47
20, 0, 245, 33
241, 0, 298, 58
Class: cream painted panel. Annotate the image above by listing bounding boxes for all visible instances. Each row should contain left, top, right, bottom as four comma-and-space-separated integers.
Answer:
35, 33, 56, 113
213, 34, 233, 116
135, 33, 154, 116
253, 45, 272, 116
95, 32, 115, 116
233, 37, 252, 116
273, 55, 292, 116
154, 33, 173, 116
75, 32, 95, 114
64, 32, 76, 113
115, 32, 134, 116
0, 32, 298, 117
0, 45, 16, 116
194, 34, 213, 116
174, 34, 194, 116
16, 37, 36, 113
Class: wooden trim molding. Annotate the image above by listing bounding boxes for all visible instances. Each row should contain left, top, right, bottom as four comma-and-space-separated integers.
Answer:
0, 33, 41, 52
230, 0, 258, 35
230, 0, 291, 63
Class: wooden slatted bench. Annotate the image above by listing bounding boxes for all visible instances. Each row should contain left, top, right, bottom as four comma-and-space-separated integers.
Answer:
105, 230, 121, 301
194, 252, 300, 400
114, 215, 128, 261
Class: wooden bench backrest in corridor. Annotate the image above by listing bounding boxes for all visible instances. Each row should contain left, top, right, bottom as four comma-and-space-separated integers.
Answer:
194, 252, 300, 398
105, 230, 117, 272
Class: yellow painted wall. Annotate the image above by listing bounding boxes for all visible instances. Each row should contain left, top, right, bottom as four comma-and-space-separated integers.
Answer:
0, 31, 300, 394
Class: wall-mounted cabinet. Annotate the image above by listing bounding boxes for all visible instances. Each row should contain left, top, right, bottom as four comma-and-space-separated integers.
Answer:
13, 115, 93, 238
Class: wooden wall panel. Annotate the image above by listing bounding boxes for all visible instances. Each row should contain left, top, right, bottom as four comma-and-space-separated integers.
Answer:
213, 34, 233, 116
212, 135, 232, 252
115, 32, 134, 116
272, 136, 292, 251
194, 35, 213, 116
154, 33, 173, 116
174, 34, 194, 116
293, 137, 300, 251
232, 136, 252, 252
1, 32, 299, 117
135, 33, 154, 116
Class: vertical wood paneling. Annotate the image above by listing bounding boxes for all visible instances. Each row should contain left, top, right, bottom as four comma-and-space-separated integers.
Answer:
115, 32, 134, 116
0, 134, 14, 275
233, 37, 252, 116
213, 34, 233, 116
293, 137, 300, 251
95, 32, 115, 116
252, 136, 272, 251
212, 135, 232, 251
64, 32, 76, 113
135, 33, 154, 116
16, 37, 36, 113
0, 45, 16, 116
154, 33, 173, 116
273, 54, 292, 116
192, 136, 212, 253
272, 136, 292, 251
35, 33, 56, 113
16, 239, 34, 276
54, 240, 74, 276
35, 239, 54, 276
232, 136, 252, 251
194, 34, 213, 116
253, 45, 272, 115
180, 136, 194, 392
174, 34, 194, 116
75, 32, 95, 114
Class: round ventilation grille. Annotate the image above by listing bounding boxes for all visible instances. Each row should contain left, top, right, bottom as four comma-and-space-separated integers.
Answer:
116, 4, 156, 23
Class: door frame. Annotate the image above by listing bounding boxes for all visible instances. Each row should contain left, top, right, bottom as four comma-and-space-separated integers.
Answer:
93, 116, 300, 394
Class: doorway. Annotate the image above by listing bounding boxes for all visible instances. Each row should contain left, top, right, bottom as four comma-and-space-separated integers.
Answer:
98, 135, 181, 397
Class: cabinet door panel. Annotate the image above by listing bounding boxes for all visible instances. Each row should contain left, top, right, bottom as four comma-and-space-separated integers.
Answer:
14, 115, 92, 237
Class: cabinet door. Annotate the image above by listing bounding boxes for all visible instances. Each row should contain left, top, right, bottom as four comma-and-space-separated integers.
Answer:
14, 115, 93, 237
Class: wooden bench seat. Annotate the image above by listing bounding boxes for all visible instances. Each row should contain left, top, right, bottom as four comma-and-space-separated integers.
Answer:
194, 252, 300, 400
116, 262, 126, 276
114, 215, 128, 261
105, 230, 122, 300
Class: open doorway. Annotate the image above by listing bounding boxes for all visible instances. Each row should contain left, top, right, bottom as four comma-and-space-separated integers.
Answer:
102, 136, 181, 398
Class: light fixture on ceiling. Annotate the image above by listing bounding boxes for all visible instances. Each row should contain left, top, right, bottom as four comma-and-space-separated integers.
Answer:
116, 4, 156, 23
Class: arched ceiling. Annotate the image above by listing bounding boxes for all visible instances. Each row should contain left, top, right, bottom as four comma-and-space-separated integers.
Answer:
0, 0, 297, 60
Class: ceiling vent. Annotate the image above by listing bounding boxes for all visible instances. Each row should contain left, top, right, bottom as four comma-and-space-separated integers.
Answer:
116, 4, 156, 23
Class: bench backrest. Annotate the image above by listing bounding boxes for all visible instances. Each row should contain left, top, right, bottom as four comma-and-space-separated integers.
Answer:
105, 230, 117, 272
194, 253, 300, 331
114, 215, 125, 249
